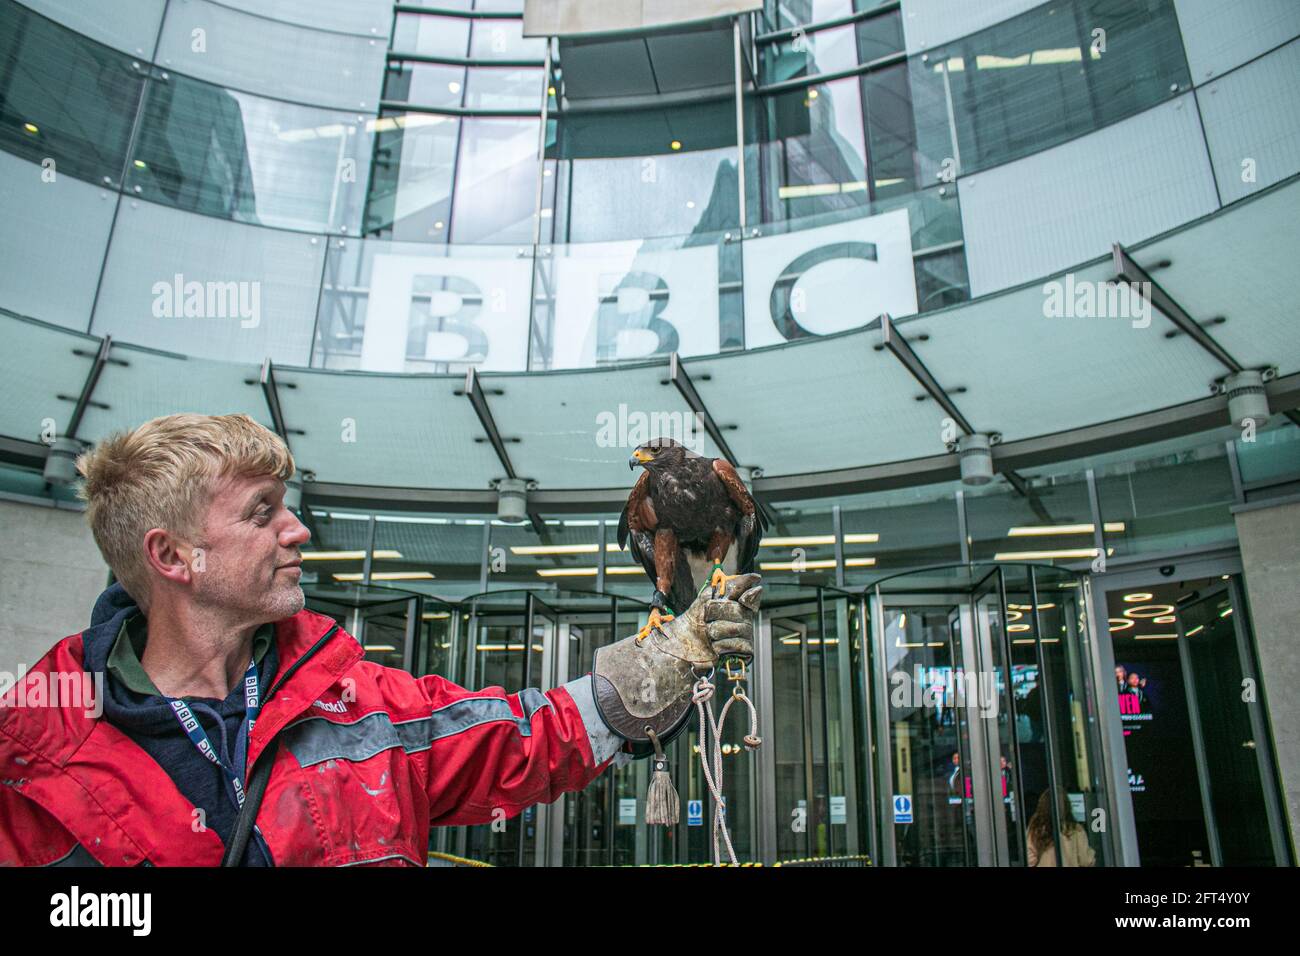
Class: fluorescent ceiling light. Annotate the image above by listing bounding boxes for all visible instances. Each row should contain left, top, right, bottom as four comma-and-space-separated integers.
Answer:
762, 533, 879, 546
1123, 604, 1174, 619
993, 548, 1113, 561
1123, 592, 1153, 602
333, 571, 434, 581
363, 644, 397, 652
1134, 634, 1179, 640
1007, 523, 1125, 536
303, 549, 402, 561
510, 544, 598, 555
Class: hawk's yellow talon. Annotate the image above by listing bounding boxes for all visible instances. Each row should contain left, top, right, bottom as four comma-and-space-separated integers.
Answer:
636, 607, 674, 644
710, 566, 740, 597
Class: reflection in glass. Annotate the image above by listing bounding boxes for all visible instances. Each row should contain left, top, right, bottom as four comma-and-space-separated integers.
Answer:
128, 74, 374, 234
0, 0, 144, 186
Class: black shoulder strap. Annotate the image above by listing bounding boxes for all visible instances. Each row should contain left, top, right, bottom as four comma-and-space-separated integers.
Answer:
221, 737, 278, 866
220, 622, 341, 866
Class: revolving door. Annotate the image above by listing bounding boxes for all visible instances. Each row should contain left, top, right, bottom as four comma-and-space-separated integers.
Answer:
868, 564, 1112, 867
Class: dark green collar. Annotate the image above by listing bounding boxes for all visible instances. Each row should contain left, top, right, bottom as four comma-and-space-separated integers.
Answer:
106, 614, 274, 698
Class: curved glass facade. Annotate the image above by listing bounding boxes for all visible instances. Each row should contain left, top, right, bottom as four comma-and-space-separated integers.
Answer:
2, 0, 1299, 867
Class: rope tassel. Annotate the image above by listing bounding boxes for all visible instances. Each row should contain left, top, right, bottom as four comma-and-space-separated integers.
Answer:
644, 727, 679, 826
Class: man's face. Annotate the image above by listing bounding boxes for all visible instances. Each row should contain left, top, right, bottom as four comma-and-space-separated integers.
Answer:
1127, 673, 1141, 688
184, 473, 311, 626
1115, 666, 1126, 682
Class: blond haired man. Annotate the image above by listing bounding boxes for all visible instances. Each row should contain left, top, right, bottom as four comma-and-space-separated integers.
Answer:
0, 414, 759, 866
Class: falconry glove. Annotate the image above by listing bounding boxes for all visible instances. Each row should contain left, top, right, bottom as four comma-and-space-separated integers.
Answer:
592, 572, 761, 753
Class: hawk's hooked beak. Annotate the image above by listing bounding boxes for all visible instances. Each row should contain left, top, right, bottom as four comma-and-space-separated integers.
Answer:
629, 448, 653, 470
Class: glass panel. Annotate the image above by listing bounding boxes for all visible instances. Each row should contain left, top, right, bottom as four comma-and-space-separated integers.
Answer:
392, 13, 471, 58
464, 66, 543, 109
217, 0, 393, 36
14, 0, 166, 58
155, 0, 386, 111
1098, 441, 1237, 560
1236, 427, 1300, 493
469, 18, 546, 61
1027, 566, 1105, 866
90, 198, 325, 365
1106, 581, 1212, 865
551, 99, 738, 243
1197, 38, 1300, 205
313, 237, 530, 372
128, 73, 375, 234
882, 600, 973, 865
841, 483, 963, 587
364, 511, 495, 603
449, 116, 539, 244
1182, 584, 1277, 865
0, 150, 116, 330
762, 24, 860, 84
0, 0, 145, 186
760, 76, 868, 223
384, 60, 468, 109
758, 506, 837, 589
861, 61, 923, 199
965, 467, 1098, 567
363, 112, 459, 240
973, 567, 1024, 865
937, 0, 1190, 174
0, 313, 98, 443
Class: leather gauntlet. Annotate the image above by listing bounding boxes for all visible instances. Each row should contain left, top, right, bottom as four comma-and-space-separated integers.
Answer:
592, 573, 761, 750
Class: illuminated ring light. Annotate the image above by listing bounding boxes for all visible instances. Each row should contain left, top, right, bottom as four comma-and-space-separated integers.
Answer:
1005, 609, 1024, 622
1152, 615, 1176, 624
1108, 618, 1134, 631
1123, 604, 1175, 619
1007, 623, 1031, 632
1123, 592, 1153, 602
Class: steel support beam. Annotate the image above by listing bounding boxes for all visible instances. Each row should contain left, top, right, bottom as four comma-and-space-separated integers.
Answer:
1112, 242, 1243, 372
462, 367, 546, 535
669, 352, 777, 528
65, 335, 115, 439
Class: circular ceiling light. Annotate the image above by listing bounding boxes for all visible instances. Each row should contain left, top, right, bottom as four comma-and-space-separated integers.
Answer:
1008, 623, 1030, 632
1123, 592, 1153, 602
1108, 618, 1134, 631
1005, 609, 1023, 622
1123, 604, 1175, 619
1152, 615, 1176, 624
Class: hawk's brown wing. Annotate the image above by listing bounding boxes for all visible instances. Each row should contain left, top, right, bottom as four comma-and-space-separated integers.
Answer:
712, 458, 766, 574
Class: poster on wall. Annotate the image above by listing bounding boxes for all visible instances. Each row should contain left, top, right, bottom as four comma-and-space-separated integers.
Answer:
547, 240, 721, 369
742, 207, 917, 349
360, 252, 532, 372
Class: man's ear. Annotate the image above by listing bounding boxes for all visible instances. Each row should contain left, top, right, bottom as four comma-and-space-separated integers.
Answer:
142, 528, 194, 587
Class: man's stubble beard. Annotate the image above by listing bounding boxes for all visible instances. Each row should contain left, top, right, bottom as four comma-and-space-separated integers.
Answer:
194, 564, 305, 626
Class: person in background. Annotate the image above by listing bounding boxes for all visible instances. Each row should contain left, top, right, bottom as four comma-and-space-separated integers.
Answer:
1026, 790, 1095, 867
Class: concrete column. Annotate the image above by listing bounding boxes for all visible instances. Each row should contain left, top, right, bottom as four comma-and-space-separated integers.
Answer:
0, 497, 109, 687
1233, 495, 1300, 855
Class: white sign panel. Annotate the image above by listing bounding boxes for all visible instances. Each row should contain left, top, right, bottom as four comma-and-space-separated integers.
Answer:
618, 797, 638, 825
549, 241, 720, 369
361, 252, 531, 372
742, 207, 917, 349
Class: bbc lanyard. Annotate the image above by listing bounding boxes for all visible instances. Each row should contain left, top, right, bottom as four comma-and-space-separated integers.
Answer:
167, 659, 261, 810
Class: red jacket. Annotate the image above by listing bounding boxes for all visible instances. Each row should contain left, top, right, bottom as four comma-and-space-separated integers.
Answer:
0, 607, 622, 866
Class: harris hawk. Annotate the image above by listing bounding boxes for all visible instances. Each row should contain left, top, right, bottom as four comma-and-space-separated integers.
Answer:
618, 437, 768, 640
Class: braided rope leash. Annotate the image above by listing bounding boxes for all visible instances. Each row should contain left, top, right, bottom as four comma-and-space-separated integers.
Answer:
692, 660, 762, 866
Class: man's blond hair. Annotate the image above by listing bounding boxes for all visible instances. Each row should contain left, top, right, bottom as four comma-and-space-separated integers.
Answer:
76, 413, 295, 609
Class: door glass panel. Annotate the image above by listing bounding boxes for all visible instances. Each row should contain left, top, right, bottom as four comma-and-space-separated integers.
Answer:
973, 569, 1023, 866
1181, 584, 1277, 865
883, 600, 972, 866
